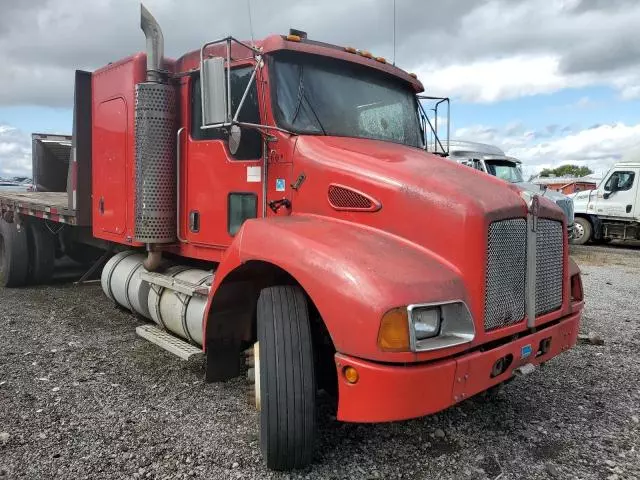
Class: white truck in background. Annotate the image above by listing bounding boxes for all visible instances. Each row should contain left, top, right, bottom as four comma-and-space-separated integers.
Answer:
448, 141, 575, 234
570, 161, 640, 245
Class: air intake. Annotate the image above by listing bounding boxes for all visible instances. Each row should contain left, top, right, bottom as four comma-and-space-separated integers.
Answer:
327, 184, 381, 212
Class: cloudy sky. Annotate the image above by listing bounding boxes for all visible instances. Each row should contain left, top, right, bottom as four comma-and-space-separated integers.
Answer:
1, 0, 639, 179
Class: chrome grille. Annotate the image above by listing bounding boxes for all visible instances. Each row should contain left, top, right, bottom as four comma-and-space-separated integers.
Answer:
535, 219, 564, 315
484, 218, 564, 331
484, 219, 527, 331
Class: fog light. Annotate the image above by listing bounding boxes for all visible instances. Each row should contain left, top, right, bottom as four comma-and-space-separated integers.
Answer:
343, 366, 359, 384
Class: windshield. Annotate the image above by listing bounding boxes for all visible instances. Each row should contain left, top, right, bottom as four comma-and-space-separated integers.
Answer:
270, 51, 422, 148
485, 160, 524, 183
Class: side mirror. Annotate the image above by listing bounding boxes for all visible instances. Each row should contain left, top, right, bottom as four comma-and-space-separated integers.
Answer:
201, 57, 228, 126
603, 192, 611, 200
228, 124, 242, 155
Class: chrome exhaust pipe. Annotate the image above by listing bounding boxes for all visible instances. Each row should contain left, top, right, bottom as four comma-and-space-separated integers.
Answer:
140, 3, 164, 82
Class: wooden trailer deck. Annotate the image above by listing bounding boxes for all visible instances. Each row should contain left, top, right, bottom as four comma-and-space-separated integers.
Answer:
0, 191, 77, 224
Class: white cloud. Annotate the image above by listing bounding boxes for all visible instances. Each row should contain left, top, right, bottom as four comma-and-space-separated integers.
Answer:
414, 54, 640, 103
2, 0, 640, 106
415, 56, 575, 103
407, 0, 640, 102
454, 122, 640, 178
0, 125, 31, 178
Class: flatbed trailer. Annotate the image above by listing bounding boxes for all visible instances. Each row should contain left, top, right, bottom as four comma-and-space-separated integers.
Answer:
0, 192, 76, 224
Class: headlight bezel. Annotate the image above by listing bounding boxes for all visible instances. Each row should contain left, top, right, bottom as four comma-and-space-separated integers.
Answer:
407, 300, 475, 352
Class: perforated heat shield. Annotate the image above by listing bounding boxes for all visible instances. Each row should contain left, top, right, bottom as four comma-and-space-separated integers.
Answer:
134, 82, 176, 243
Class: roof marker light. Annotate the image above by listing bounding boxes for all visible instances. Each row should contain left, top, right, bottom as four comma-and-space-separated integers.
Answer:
344, 46, 357, 53
375, 56, 387, 64
357, 49, 373, 59
286, 34, 301, 42
409, 72, 418, 78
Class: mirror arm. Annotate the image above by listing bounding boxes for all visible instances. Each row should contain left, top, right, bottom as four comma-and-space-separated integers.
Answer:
235, 121, 293, 135
226, 38, 232, 123
417, 100, 429, 150
232, 58, 261, 123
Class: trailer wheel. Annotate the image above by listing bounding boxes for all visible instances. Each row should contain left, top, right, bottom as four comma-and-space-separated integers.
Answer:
26, 221, 55, 285
257, 285, 316, 471
571, 217, 592, 245
0, 219, 30, 287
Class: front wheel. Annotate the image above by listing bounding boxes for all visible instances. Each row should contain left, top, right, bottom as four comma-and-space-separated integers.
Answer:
257, 285, 316, 471
571, 217, 592, 245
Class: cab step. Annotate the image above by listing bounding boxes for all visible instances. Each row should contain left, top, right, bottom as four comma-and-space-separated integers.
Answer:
140, 271, 210, 297
136, 324, 204, 361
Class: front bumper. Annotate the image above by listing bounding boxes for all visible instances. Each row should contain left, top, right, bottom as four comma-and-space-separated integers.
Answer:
334, 311, 580, 423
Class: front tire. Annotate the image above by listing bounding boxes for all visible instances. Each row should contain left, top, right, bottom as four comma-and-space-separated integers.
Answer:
571, 217, 592, 245
257, 286, 316, 471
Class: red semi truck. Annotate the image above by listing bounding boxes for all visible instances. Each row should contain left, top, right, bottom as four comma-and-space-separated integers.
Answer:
0, 5, 584, 470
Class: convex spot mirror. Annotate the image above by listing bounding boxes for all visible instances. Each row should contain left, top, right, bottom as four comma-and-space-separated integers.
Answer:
229, 125, 242, 155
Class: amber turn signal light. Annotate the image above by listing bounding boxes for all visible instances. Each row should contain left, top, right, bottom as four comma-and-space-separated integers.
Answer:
378, 307, 410, 352
343, 366, 359, 384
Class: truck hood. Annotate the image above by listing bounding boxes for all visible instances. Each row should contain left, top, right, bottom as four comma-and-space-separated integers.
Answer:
290, 136, 566, 342
292, 135, 563, 272
294, 135, 528, 218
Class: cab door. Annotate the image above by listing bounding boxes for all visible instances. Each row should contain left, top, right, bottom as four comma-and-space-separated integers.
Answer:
594, 168, 639, 219
180, 66, 264, 248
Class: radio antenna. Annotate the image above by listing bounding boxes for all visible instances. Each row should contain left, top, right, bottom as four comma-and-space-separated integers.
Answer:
247, 0, 255, 48
392, 0, 397, 65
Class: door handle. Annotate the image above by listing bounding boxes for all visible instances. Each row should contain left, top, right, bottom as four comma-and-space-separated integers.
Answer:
627, 205, 632, 213
99, 196, 104, 215
189, 210, 200, 233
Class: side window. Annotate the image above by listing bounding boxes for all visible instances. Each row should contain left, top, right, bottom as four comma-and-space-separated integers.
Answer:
191, 66, 262, 160
604, 171, 635, 192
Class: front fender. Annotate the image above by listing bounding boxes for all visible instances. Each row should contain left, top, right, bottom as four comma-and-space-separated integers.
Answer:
206, 214, 469, 363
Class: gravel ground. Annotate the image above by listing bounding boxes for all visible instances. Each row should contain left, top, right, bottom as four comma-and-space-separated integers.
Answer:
1, 246, 639, 480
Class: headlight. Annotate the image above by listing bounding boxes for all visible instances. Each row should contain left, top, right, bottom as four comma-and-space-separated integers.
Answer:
409, 301, 475, 352
378, 301, 475, 353
409, 306, 441, 340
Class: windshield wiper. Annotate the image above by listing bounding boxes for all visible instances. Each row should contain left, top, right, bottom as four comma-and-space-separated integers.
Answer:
289, 64, 327, 134
304, 96, 327, 135
291, 65, 305, 124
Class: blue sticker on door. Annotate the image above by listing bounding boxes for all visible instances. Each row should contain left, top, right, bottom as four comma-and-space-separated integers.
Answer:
275, 178, 286, 192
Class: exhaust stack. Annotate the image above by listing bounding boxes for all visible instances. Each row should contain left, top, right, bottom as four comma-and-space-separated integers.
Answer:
140, 4, 164, 82
134, 3, 177, 258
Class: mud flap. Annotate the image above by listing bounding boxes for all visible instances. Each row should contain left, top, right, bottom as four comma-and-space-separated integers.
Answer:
205, 338, 242, 382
